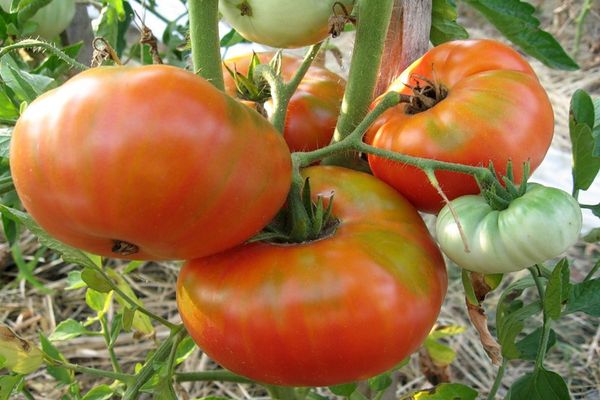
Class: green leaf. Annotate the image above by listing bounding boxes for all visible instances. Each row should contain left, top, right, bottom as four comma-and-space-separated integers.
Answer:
368, 371, 393, 392
81, 384, 114, 400
428, 325, 466, 341
0, 128, 11, 159
571, 123, 600, 192
424, 339, 457, 365
462, 0, 578, 70
0, 375, 22, 400
400, 383, 478, 399
430, 0, 469, 45
515, 327, 557, 361
329, 382, 357, 396
564, 278, 600, 316
571, 89, 595, 128
105, 0, 125, 19
462, 269, 479, 305
220, 28, 248, 48
0, 86, 18, 122
0, 56, 54, 103
122, 306, 135, 332
544, 260, 570, 320
109, 313, 123, 347
66, 270, 86, 290
93, 6, 119, 51
85, 289, 112, 315
39, 334, 73, 384
505, 368, 570, 400
175, 336, 197, 365
0, 205, 99, 270
498, 300, 542, 360
593, 97, 600, 157
583, 227, 600, 243
0, 325, 43, 374
49, 319, 94, 341
81, 267, 113, 293
106, 269, 154, 334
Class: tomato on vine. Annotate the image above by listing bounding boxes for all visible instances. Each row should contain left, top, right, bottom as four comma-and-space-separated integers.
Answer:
10, 65, 292, 260
223, 52, 345, 152
218, 0, 355, 48
366, 39, 555, 213
177, 166, 447, 386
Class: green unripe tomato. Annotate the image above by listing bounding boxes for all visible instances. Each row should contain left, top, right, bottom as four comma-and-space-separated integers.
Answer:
219, 0, 355, 48
0, 0, 76, 39
436, 183, 582, 274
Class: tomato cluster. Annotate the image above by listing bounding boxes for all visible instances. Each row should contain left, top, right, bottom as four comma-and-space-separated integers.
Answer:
8, 12, 581, 385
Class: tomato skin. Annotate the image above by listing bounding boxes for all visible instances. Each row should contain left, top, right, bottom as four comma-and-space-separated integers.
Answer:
0, 0, 76, 39
223, 53, 345, 152
219, 0, 354, 48
10, 65, 292, 260
366, 39, 554, 214
436, 184, 582, 274
177, 166, 447, 386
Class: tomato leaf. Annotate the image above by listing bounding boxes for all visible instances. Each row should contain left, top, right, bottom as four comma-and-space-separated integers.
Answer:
514, 327, 557, 361
430, 0, 469, 45
220, 28, 248, 48
563, 278, 600, 317
544, 259, 571, 320
0, 205, 99, 270
571, 89, 595, 128
49, 319, 95, 342
175, 336, 197, 365
66, 270, 86, 290
39, 334, 73, 385
505, 368, 570, 400
81, 384, 114, 400
0, 374, 22, 400
593, 97, 600, 157
93, 6, 119, 51
0, 55, 54, 103
85, 289, 112, 316
462, 0, 578, 70
368, 371, 393, 392
583, 227, 600, 243
329, 382, 358, 396
0, 86, 19, 122
0, 325, 43, 374
81, 267, 113, 293
399, 383, 478, 399
15, 0, 51, 24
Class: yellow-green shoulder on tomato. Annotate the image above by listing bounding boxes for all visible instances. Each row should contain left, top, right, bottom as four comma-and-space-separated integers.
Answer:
435, 183, 582, 274
0, 0, 76, 39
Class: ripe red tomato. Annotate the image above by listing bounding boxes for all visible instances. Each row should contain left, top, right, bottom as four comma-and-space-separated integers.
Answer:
177, 166, 447, 386
366, 39, 554, 213
10, 65, 291, 260
223, 53, 345, 152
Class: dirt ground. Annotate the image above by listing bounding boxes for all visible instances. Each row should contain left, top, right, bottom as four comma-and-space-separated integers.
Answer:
1, 1, 599, 399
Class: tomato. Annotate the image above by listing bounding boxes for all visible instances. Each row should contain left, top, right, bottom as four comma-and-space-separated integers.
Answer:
177, 166, 447, 386
0, 0, 76, 39
366, 39, 554, 213
10, 65, 292, 261
219, 0, 355, 48
436, 183, 582, 274
223, 52, 345, 152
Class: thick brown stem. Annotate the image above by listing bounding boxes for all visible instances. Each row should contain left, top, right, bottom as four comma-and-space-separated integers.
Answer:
374, 0, 432, 97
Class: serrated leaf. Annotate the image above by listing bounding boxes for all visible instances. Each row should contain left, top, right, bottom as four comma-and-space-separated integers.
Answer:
81, 267, 113, 293
0, 375, 22, 400
515, 327, 557, 361
0, 325, 42, 374
0, 205, 99, 270
400, 383, 478, 399
463, 0, 578, 70
49, 319, 94, 341
329, 382, 357, 396
544, 261, 569, 320
564, 278, 600, 316
368, 371, 393, 392
81, 384, 113, 400
505, 368, 570, 400
430, 0, 469, 45
0, 56, 54, 102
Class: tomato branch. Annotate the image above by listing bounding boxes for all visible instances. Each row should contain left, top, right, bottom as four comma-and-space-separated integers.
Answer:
188, 0, 224, 90
176, 369, 254, 384
46, 357, 133, 384
321, 0, 395, 168
0, 40, 88, 71
486, 358, 508, 400
529, 266, 552, 370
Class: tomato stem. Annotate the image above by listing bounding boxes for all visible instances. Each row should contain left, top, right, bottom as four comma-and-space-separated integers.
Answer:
0, 39, 88, 71
321, 0, 395, 168
529, 266, 552, 371
188, 0, 224, 90
176, 370, 253, 384
486, 358, 508, 400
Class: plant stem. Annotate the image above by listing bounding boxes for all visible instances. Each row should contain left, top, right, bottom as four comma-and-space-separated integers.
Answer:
321, 0, 395, 167
266, 385, 299, 400
0, 40, 88, 70
258, 44, 322, 133
529, 266, 551, 370
122, 325, 186, 400
574, 0, 593, 57
486, 358, 507, 400
188, 0, 224, 90
56, 360, 132, 383
100, 315, 122, 374
176, 370, 254, 383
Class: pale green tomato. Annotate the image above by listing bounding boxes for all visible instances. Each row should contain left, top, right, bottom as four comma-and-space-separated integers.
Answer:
436, 183, 582, 274
0, 0, 76, 39
219, 0, 354, 48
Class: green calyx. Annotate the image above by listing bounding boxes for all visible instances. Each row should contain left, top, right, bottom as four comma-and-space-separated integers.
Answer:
250, 177, 339, 244
478, 161, 531, 211
223, 52, 278, 105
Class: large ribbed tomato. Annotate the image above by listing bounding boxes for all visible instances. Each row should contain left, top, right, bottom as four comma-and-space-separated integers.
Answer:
177, 166, 447, 386
223, 52, 345, 152
10, 65, 291, 260
366, 39, 554, 213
